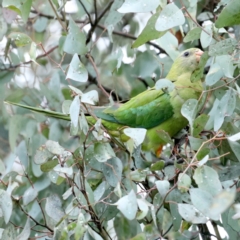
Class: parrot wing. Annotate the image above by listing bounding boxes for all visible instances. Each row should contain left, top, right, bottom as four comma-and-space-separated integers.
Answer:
97, 88, 174, 129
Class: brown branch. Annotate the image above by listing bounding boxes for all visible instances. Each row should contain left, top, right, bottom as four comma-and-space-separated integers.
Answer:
86, 53, 110, 98
86, 1, 114, 44
18, 202, 53, 233
96, 24, 166, 54
30, 10, 166, 53
4, 45, 58, 70
48, 0, 66, 31
78, 0, 93, 25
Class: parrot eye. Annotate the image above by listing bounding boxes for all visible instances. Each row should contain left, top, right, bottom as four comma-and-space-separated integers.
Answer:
183, 51, 190, 57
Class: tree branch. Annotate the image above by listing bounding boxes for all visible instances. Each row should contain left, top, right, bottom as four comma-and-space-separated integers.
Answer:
30, 10, 166, 53
86, 1, 114, 44
96, 24, 166, 54
4, 45, 58, 70
86, 53, 110, 98
78, 0, 93, 25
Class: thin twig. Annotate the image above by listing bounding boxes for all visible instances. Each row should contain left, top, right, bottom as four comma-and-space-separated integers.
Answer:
86, 53, 110, 98
48, 0, 66, 31
78, 0, 93, 25
29, 10, 166, 53
18, 202, 53, 232
5, 45, 58, 70
97, 24, 166, 53
86, 1, 114, 44
94, 0, 98, 21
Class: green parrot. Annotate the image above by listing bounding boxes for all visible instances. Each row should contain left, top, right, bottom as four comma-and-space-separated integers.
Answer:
5, 48, 204, 157
87, 48, 204, 156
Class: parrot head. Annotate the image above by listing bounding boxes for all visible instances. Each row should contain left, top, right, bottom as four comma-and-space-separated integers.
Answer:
166, 48, 204, 81
178, 48, 204, 72
166, 48, 203, 81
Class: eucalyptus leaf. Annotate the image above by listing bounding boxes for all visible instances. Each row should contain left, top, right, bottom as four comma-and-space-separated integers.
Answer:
69, 95, 80, 128
178, 173, 191, 193
15, 218, 30, 240
136, 199, 150, 220
66, 54, 88, 82
40, 159, 59, 172
45, 195, 64, 223
123, 128, 147, 147
8, 32, 32, 47
190, 188, 217, 220
209, 189, 235, 220
117, 0, 159, 13
102, 157, 123, 187
215, 0, 240, 28
178, 203, 207, 224
183, 28, 201, 43
228, 140, 240, 162
213, 89, 236, 131
3, 0, 32, 22
156, 32, 179, 60
0, 189, 12, 224
193, 114, 209, 137
22, 188, 38, 205
155, 78, 175, 92
193, 165, 222, 196
181, 99, 198, 132
81, 90, 99, 105
130, 169, 147, 182
94, 143, 116, 162
63, 18, 88, 55
155, 3, 185, 31
206, 63, 224, 86
132, 11, 166, 48
150, 160, 165, 171
34, 147, 53, 164
46, 140, 65, 155
190, 51, 209, 83
155, 180, 170, 197
209, 38, 237, 56
200, 24, 213, 48
218, 163, 240, 181
116, 190, 138, 220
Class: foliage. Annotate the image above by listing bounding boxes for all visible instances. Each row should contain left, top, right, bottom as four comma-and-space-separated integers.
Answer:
1, 0, 240, 239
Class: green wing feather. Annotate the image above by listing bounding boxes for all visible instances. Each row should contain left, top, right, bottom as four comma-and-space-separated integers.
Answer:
102, 89, 174, 129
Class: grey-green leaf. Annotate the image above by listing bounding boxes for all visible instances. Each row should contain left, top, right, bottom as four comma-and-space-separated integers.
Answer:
183, 28, 201, 43
193, 165, 222, 196
155, 3, 185, 31
66, 54, 88, 82
156, 180, 170, 197
181, 99, 198, 132
0, 189, 12, 224
155, 79, 175, 92
209, 38, 237, 56
206, 63, 224, 86
69, 96, 80, 128
45, 195, 65, 223
16, 218, 30, 240
132, 11, 166, 48
178, 203, 207, 224
63, 18, 88, 55
94, 143, 116, 162
102, 157, 123, 187
116, 190, 137, 220
215, 0, 240, 28
22, 188, 38, 205
117, 0, 159, 13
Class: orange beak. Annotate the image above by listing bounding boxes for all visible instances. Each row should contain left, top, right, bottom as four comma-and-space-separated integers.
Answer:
195, 49, 204, 63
